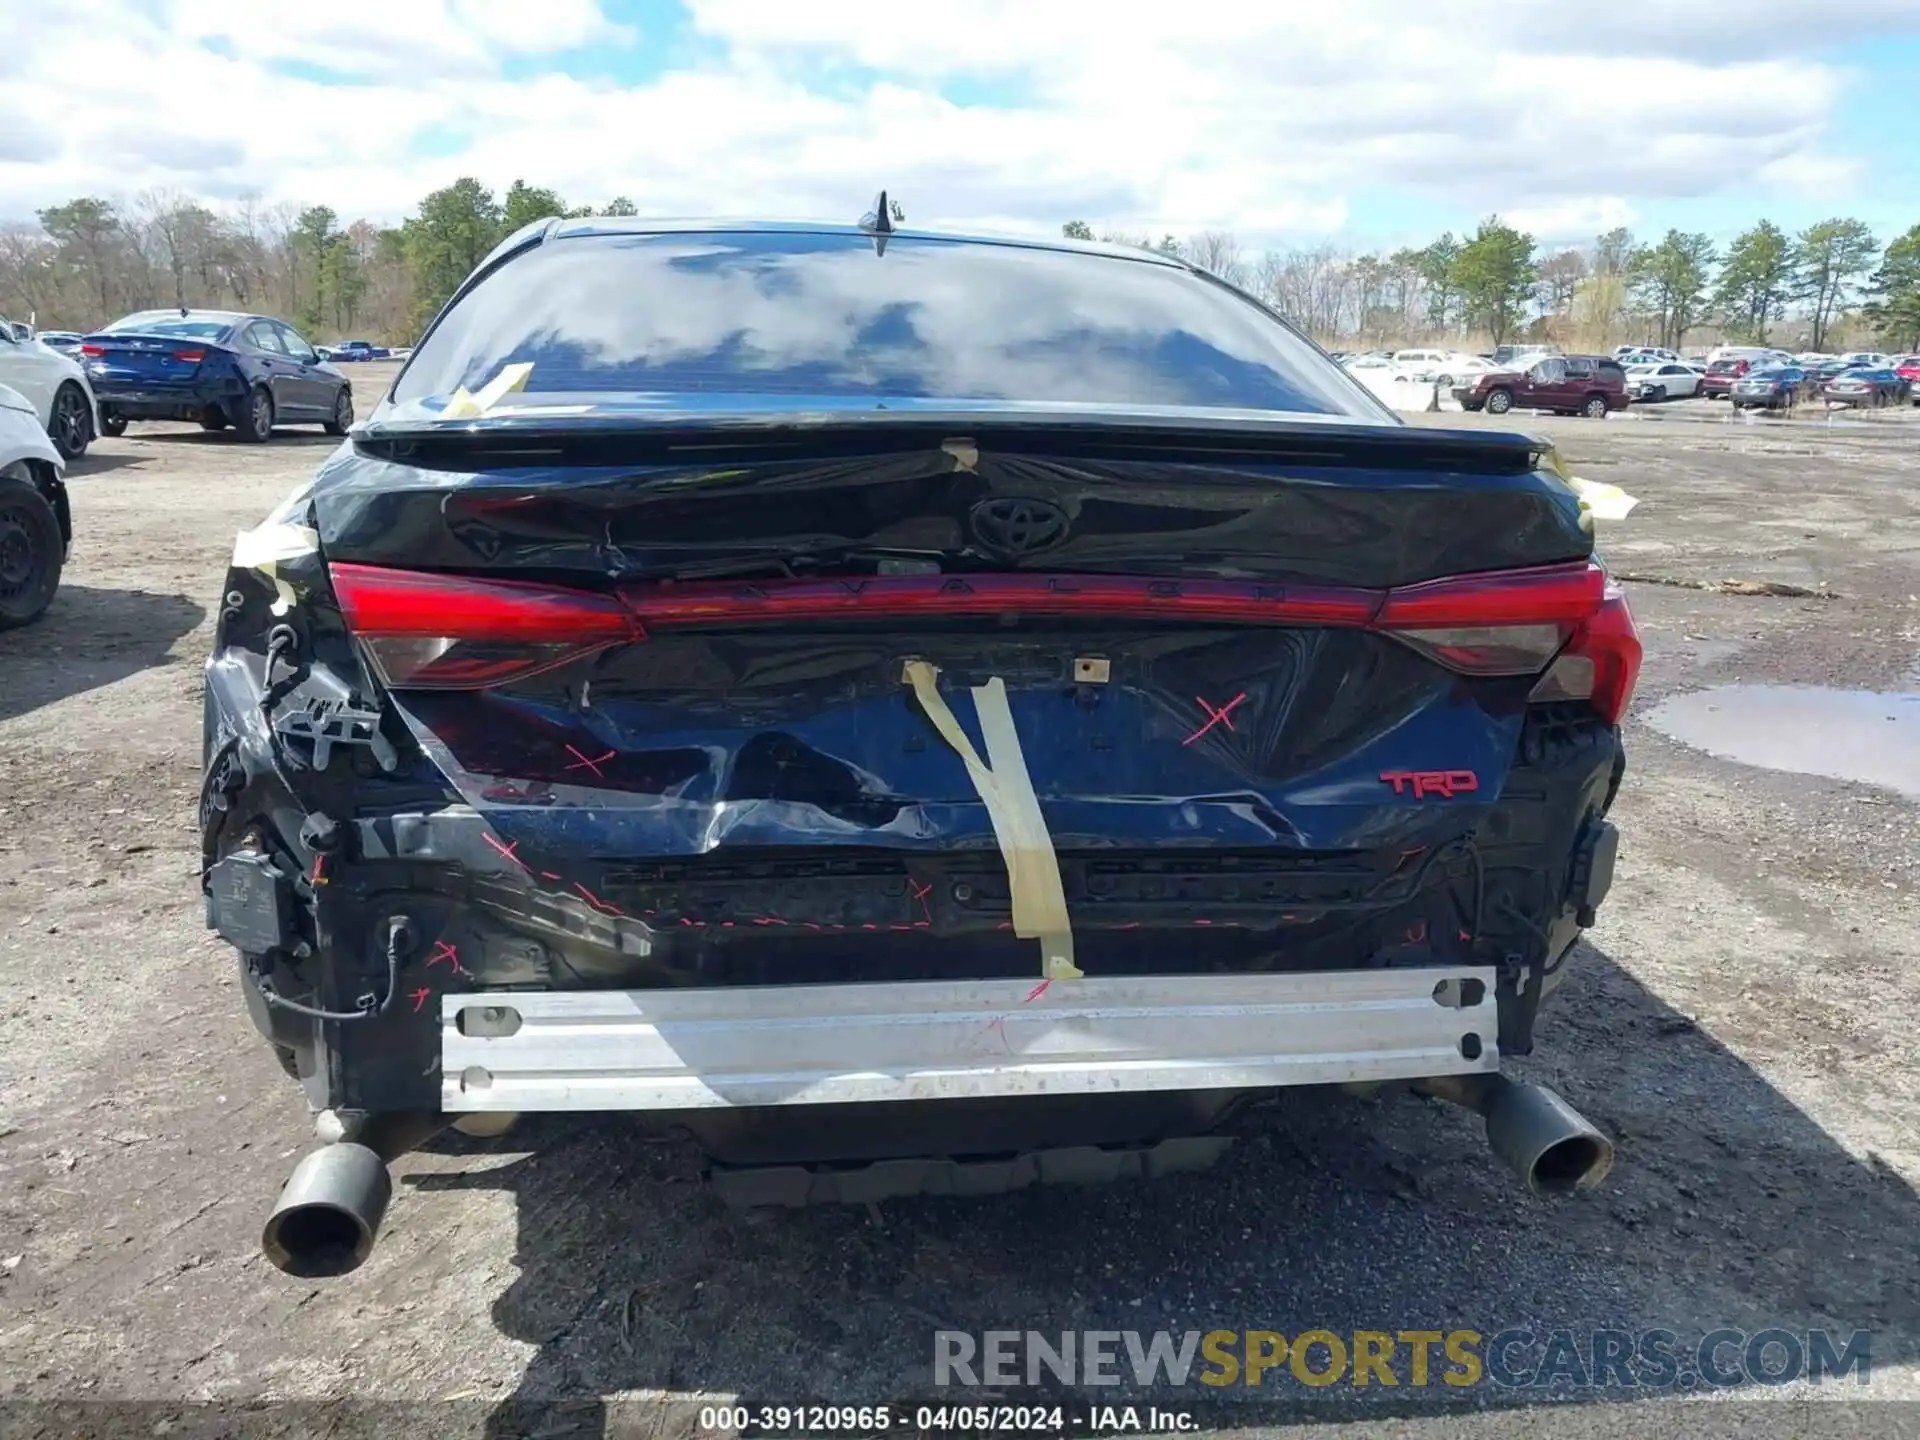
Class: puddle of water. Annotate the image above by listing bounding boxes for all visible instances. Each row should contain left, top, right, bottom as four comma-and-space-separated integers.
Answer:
1646, 685, 1920, 798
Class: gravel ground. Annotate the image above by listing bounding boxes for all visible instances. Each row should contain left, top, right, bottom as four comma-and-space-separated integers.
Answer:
1, 370, 1918, 1438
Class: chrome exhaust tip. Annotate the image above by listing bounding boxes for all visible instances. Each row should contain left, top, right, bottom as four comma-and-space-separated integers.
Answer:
261, 1111, 448, 1277
261, 1142, 390, 1278
1419, 1074, 1615, 1195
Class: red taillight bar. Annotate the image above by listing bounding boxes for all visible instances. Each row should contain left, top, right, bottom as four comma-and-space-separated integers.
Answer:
330, 563, 645, 642
612, 562, 1606, 631
326, 560, 1625, 695
330, 560, 1608, 637
172, 349, 205, 363
620, 573, 1382, 627
1374, 560, 1607, 628
80, 343, 104, 357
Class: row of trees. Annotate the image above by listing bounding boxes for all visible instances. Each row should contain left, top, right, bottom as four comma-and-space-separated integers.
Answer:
4, 176, 1917, 353
1066, 216, 1920, 354
0, 180, 644, 341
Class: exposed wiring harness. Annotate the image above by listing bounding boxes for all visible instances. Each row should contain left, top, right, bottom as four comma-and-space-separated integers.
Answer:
255, 915, 412, 1023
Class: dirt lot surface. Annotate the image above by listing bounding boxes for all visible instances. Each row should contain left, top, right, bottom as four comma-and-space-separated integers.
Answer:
3, 368, 1919, 1438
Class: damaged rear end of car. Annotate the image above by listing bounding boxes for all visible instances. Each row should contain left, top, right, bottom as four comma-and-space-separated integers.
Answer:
198, 222, 1640, 1276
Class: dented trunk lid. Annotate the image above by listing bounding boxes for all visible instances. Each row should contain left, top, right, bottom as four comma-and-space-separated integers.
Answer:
297, 414, 1613, 976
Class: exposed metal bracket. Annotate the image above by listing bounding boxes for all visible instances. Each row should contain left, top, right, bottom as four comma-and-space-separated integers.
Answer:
272, 696, 398, 773
441, 967, 1501, 1113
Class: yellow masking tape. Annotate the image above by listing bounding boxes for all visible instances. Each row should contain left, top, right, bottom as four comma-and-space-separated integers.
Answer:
904, 660, 1081, 980
1539, 445, 1638, 524
440, 361, 534, 419
1567, 477, 1638, 521
232, 519, 319, 616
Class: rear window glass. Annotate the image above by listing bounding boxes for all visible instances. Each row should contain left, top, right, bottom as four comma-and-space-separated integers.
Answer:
102, 315, 230, 340
1708, 360, 1743, 373
390, 231, 1382, 419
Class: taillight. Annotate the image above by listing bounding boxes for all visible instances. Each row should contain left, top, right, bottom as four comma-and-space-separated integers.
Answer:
326, 559, 1633, 718
172, 349, 205, 363
1375, 561, 1605, 677
1527, 583, 1642, 723
329, 564, 646, 689
618, 573, 1379, 627
80, 343, 104, 357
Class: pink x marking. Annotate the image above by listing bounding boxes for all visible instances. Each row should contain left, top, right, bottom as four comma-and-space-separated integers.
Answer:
426, 941, 469, 977
1181, 692, 1247, 746
564, 745, 616, 779
481, 832, 531, 872
410, 986, 434, 1013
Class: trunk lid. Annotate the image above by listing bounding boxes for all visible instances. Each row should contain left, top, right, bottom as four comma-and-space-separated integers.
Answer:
81, 332, 213, 388
303, 415, 1631, 976
311, 410, 1605, 867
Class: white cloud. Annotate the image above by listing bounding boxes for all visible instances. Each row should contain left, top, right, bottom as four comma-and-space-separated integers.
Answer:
167, 0, 634, 79
1505, 198, 1639, 243
0, 0, 1909, 244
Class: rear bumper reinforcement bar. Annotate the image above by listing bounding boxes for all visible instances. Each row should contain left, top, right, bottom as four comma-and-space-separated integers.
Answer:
440, 967, 1499, 1113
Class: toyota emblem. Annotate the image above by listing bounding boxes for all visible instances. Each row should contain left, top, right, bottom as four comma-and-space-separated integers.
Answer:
968, 497, 1070, 557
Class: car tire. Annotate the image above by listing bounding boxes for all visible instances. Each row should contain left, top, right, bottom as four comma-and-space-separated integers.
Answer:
1484, 388, 1514, 415
98, 411, 128, 437
322, 386, 353, 437
0, 469, 63, 630
1581, 394, 1609, 419
1647, 385, 1666, 403
235, 386, 274, 443
48, 382, 92, 461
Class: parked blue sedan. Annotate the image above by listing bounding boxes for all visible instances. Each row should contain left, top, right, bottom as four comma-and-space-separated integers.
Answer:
1729, 365, 1807, 411
80, 309, 353, 442
1821, 367, 1911, 408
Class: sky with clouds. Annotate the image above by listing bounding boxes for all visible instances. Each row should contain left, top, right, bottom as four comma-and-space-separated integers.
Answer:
3, 0, 1919, 252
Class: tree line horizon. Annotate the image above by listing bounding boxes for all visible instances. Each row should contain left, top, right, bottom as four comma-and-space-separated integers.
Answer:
3, 177, 1916, 355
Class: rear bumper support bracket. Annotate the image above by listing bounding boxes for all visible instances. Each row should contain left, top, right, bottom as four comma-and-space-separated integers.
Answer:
439, 966, 1501, 1113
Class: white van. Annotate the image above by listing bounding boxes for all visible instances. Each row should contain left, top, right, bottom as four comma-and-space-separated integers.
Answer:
1390, 349, 1451, 378
1705, 345, 1794, 366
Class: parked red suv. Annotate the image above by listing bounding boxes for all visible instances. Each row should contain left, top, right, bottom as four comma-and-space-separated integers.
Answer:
1895, 355, 1920, 402
1456, 355, 1629, 418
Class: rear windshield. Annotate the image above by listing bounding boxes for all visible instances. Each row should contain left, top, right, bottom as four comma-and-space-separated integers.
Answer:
102, 315, 231, 340
1708, 360, 1745, 373
389, 230, 1382, 419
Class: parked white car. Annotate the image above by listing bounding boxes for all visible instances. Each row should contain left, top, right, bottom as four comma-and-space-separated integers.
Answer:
1614, 346, 1680, 364
0, 317, 99, 460
1836, 351, 1892, 370
1389, 349, 1494, 386
0, 381, 70, 628
1434, 353, 1499, 386
1624, 361, 1706, 401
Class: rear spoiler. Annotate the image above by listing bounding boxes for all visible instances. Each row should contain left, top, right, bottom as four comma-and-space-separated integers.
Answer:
351, 410, 1552, 475
77, 331, 226, 348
